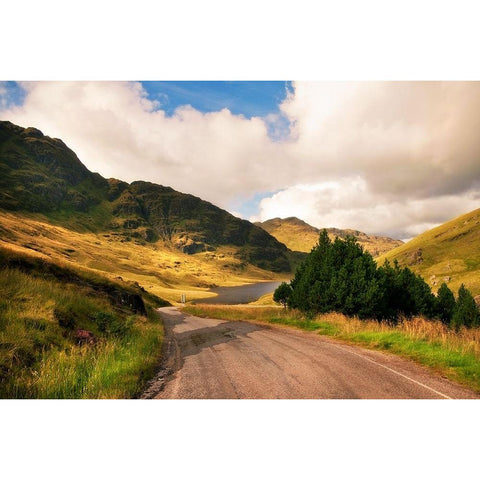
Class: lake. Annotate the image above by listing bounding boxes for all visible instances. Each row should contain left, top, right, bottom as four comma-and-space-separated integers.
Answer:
197, 281, 283, 305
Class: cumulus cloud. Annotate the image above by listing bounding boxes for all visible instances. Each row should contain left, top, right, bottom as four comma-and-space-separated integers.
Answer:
252, 178, 480, 240
1, 81, 480, 239
0, 81, 293, 206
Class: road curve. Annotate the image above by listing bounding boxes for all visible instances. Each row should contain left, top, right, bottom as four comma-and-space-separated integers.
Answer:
143, 307, 479, 399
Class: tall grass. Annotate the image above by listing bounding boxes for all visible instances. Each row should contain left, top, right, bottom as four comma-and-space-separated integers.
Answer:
9, 321, 163, 399
0, 268, 163, 398
184, 304, 480, 392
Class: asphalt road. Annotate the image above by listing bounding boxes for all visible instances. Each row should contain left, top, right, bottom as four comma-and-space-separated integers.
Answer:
143, 307, 479, 399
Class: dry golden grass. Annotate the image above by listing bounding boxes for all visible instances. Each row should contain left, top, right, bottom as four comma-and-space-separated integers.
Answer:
319, 312, 480, 358
0, 211, 284, 304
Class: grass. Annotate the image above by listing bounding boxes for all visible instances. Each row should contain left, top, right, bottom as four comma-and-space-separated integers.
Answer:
0, 260, 165, 398
377, 207, 480, 296
183, 304, 480, 393
0, 211, 284, 304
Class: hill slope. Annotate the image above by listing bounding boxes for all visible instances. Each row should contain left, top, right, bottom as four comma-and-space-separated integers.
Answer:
255, 217, 403, 257
0, 120, 295, 279
376, 208, 480, 296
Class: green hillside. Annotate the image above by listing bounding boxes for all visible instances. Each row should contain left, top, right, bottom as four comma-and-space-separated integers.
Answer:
256, 217, 403, 257
377, 208, 480, 297
0, 245, 169, 398
0, 120, 294, 274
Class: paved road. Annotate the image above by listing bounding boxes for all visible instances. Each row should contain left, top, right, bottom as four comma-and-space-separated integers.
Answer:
143, 307, 479, 399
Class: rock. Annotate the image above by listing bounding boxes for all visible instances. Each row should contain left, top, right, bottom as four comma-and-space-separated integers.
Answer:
408, 248, 423, 265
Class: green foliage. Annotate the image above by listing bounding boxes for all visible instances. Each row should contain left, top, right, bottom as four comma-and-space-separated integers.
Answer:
452, 284, 480, 330
273, 282, 292, 308
288, 230, 437, 321
436, 283, 456, 325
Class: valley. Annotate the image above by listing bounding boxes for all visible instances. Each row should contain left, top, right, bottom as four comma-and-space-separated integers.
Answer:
1, 119, 480, 399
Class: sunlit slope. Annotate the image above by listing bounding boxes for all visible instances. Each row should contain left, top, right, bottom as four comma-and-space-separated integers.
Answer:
0, 212, 287, 304
377, 208, 480, 296
0, 120, 295, 276
256, 217, 403, 256
0, 120, 302, 303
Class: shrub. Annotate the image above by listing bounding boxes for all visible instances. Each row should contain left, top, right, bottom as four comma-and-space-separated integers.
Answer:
273, 282, 292, 309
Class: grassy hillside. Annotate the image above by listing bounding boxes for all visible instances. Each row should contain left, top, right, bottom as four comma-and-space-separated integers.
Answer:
0, 246, 169, 398
0, 120, 294, 275
255, 217, 403, 256
377, 208, 480, 296
0, 211, 289, 304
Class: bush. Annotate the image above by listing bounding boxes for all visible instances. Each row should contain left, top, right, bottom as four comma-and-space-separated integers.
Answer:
273, 282, 292, 309
288, 230, 438, 321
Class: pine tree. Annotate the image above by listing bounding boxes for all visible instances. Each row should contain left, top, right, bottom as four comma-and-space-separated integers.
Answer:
436, 283, 456, 325
288, 232, 442, 322
451, 284, 480, 330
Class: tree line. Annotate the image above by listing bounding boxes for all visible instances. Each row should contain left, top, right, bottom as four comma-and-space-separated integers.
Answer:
273, 230, 480, 329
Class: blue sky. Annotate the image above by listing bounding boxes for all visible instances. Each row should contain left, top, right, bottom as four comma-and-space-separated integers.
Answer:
143, 81, 292, 118
0, 81, 26, 109
2, 80, 292, 119
144, 81, 293, 142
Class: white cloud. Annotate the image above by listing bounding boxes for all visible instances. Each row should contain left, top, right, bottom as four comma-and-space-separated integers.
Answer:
255, 179, 480, 239
1, 81, 480, 239
1, 82, 296, 206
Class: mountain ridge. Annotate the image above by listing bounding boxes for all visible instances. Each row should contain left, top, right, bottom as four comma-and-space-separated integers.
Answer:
255, 216, 403, 257
0, 120, 298, 274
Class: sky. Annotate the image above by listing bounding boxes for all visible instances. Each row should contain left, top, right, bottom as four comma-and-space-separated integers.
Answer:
1, 80, 480, 241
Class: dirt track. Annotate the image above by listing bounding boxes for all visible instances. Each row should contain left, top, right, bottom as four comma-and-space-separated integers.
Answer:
142, 307, 479, 399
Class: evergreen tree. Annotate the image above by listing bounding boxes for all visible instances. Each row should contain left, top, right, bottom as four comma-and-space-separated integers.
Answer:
436, 283, 456, 325
273, 282, 292, 309
451, 284, 480, 330
287, 230, 443, 323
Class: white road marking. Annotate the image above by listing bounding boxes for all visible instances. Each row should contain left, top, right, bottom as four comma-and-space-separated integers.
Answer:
331, 343, 452, 399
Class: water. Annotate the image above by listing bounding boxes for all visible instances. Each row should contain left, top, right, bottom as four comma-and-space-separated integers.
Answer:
197, 281, 282, 305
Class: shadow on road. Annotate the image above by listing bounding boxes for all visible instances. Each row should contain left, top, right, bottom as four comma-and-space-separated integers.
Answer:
141, 307, 268, 398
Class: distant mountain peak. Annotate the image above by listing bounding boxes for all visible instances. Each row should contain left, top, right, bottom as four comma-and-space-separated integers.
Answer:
256, 216, 403, 257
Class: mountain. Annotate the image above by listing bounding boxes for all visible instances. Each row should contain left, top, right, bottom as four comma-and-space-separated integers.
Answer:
376, 208, 480, 297
255, 217, 403, 257
0, 120, 295, 275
